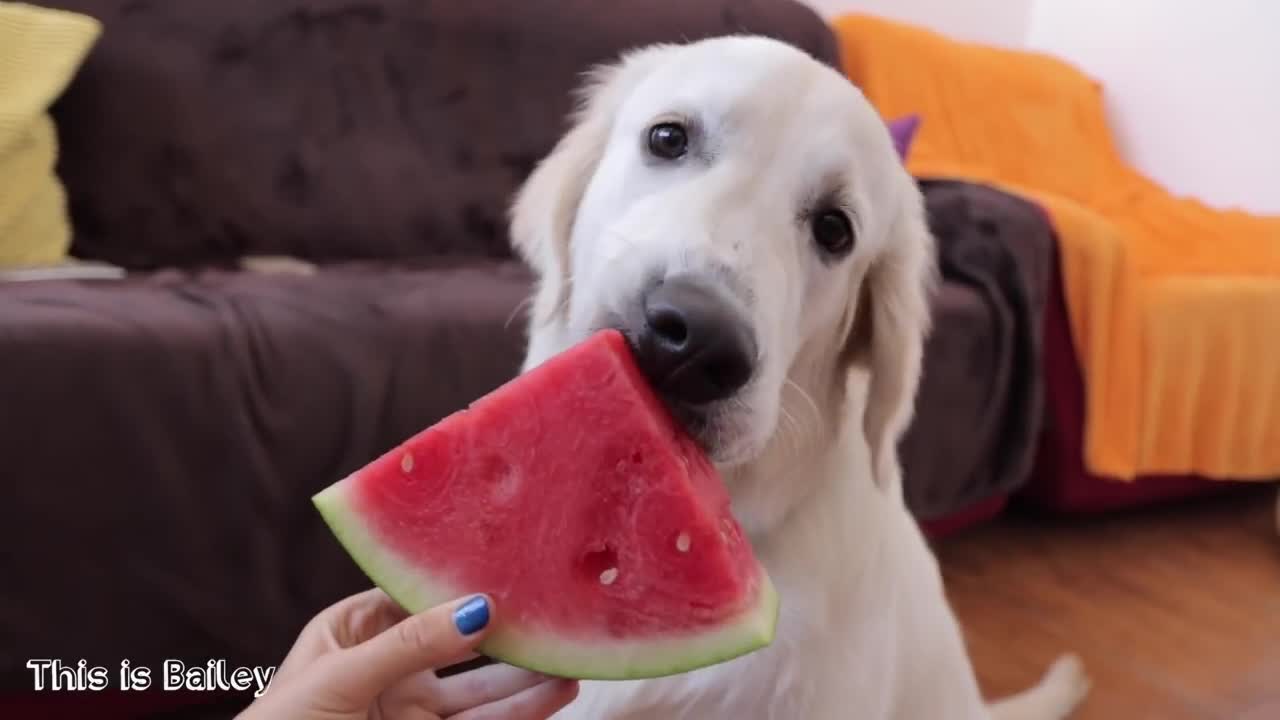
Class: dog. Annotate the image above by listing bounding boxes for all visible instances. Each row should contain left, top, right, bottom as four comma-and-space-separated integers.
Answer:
507, 35, 1090, 720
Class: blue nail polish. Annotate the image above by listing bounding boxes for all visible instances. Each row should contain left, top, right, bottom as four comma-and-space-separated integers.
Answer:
453, 595, 490, 636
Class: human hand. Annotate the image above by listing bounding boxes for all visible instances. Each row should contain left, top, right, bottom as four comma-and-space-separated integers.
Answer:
238, 589, 578, 719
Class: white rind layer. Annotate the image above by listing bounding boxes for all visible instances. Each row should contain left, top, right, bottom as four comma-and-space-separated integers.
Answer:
313, 477, 779, 681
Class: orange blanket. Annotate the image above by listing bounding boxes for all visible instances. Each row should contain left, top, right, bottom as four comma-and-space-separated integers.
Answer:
833, 15, 1280, 481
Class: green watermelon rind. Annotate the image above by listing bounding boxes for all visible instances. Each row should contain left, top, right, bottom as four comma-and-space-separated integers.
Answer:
312, 477, 780, 681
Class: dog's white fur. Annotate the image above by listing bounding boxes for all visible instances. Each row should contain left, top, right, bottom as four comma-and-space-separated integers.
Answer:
508, 36, 1090, 720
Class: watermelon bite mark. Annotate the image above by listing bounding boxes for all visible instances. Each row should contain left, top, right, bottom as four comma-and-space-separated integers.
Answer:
313, 329, 778, 680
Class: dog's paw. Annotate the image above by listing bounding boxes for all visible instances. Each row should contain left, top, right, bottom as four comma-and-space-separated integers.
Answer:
988, 653, 1091, 720
1041, 653, 1091, 718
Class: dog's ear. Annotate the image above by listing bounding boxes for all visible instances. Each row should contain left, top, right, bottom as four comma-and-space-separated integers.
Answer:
855, 179, 937, 491
508, 46, 672, 310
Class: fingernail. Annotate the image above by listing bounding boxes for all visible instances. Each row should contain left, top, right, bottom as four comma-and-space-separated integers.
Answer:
453, 595, 490, 636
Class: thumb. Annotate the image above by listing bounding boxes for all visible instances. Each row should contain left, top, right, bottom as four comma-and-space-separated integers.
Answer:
329, 594, 493, 701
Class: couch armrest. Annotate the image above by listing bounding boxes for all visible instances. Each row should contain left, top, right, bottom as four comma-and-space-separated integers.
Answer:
900, 180, 1056, 519
923, 180, 1056, 321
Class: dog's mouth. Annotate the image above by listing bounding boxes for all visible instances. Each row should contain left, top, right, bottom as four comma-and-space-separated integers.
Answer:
608, 325, 711, 430
667, 400, 711, 434
633, 345, 758, 465
593, 271, 760, 464
655, 392, 748, 465
590, 317, 732, 456
662, 397, 717, 447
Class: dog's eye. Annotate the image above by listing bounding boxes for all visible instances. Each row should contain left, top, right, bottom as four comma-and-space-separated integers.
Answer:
811, 209, 854, 256
647, 122, 689, 160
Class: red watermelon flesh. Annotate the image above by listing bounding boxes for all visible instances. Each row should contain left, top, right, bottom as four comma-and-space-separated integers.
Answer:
313, 329, 777, 680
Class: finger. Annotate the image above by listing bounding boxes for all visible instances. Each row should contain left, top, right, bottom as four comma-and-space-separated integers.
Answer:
327, 594, 493, 702
433, 664, 552, 716
329, 588, 412, 647
272, 588, 410, 687
451, 678, 580, 720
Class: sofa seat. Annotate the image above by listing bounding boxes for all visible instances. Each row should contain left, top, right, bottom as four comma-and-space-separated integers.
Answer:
0, 259, 532, 687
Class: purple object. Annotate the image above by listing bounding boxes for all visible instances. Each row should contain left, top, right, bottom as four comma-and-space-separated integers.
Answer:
887, 114, 921, 161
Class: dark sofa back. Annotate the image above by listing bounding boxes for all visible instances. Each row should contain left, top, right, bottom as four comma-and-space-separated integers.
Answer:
46, 0, 839, 269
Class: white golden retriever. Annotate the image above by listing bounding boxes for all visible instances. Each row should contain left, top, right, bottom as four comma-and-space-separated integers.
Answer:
508, 35, 1090, 720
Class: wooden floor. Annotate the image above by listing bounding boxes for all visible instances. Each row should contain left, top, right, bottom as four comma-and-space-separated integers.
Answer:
937, 485, 1280, 720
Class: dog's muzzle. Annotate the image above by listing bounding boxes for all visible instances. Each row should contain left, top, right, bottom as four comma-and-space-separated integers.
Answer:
628, 273, 757, 407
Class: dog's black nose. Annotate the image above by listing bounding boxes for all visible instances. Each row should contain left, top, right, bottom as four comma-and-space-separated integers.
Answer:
633, 276, 757, 406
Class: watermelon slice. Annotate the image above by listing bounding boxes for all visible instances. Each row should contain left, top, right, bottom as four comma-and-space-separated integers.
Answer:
312, 329, 777, 680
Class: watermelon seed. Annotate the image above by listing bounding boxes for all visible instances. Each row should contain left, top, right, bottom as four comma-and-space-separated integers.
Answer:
599, 567, 619, 585
676, 532, 691, 553
580, 545, 619, 583
720, 518, 732, 544
400, 453, 414, 473
492, 464, 520, 503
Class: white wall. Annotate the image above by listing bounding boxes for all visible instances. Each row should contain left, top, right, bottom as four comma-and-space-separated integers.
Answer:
804, 0, 1280, 214
1026, 0, 1280, 213
801, 0, 1033, 48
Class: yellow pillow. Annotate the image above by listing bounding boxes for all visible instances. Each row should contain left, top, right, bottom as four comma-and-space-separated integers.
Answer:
0, 2, 101, 268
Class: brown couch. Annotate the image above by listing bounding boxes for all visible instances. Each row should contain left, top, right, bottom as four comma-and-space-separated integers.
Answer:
0, 1, 1056, 716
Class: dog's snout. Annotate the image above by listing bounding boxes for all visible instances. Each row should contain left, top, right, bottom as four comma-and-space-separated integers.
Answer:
634, 276, 757, 406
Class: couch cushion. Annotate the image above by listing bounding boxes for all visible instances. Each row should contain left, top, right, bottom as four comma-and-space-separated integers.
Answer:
44, 0, 838, 269
0, 260, 532, 687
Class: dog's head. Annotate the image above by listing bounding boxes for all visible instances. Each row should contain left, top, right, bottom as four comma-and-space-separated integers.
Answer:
510, 36, 935, 496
